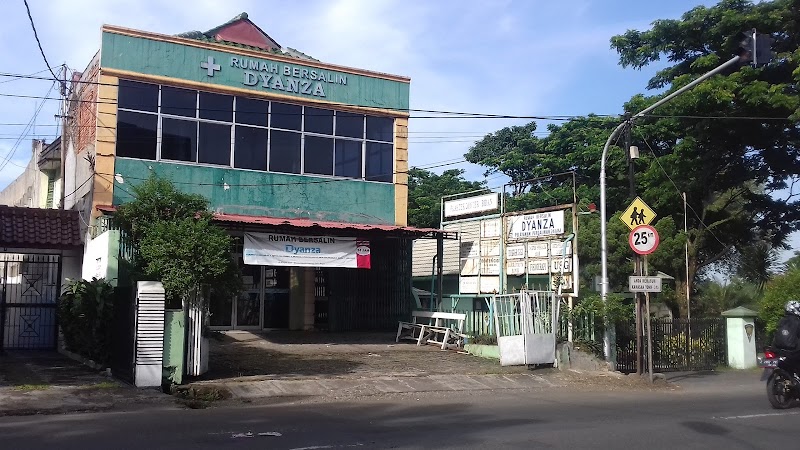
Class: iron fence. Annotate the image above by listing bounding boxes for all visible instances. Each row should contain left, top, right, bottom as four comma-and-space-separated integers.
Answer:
616, 317, 726, 373
1, 253, 61, 349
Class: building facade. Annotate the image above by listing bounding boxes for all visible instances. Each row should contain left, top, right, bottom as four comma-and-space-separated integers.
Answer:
69, 13, 447, 332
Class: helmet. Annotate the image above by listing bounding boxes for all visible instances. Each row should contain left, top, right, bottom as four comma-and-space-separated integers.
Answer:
785, 300, 800, 316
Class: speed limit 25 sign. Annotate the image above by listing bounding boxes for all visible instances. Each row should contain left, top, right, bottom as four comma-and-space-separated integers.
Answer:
629, 225, 660, 255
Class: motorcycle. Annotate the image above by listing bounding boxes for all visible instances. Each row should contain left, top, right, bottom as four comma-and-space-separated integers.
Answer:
759, 347, 800, 409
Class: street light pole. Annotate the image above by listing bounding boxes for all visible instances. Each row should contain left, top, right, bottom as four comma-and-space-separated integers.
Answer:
599, 54, 742, 365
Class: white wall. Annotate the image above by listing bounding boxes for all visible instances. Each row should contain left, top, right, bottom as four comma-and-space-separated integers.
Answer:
82, 230, 111, 280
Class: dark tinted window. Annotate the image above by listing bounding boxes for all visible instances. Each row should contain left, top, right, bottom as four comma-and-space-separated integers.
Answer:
336, 112, 363, 138
304, 107, 333, 135
199, 92, 233, 122
161, 86, 196, 117
366, 116, 393, 142
304, 136, 333, 175
236, 97, 269, 126
116, 111, 157, 159
271, 102, 301, 130
198, 122, 231, 166
161, 118, 197, 162
118, 80, 158, 112
335, 140, 362, 178
269, 130, 301, 174
234, 126, 268, 170
366, 142, 393, 182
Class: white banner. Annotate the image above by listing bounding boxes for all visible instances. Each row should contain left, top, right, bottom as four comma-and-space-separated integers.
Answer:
527, 242, 549, 258
481, 257, 500, 275
507, 260, 526, 275
444, 193, 499, 217
244, 232, 370, 268
506, 244, 526, 259
481, 218, 501, 238
460, 258, 480, 276
480, 276, 500, 294
460, 276, 479, 294
506, 210, 565, 240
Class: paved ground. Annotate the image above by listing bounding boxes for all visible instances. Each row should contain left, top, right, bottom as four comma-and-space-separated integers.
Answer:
0, 351, 169, 416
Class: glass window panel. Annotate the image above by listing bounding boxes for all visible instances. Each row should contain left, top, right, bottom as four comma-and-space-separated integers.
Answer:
236, 97, 269, 126
366, 142, 393, 182
198, 122, 231, 166
304, 136, 333, 176
335, 140, 362, 178
161, 118, 197, 162
336, 112, 364, 138
161, 86, 196, 117
118, 80, 158, 112
270, 102, 301, 131
269, 130, 301, 174
234, 126, 268, 171
199, 92, 233, 122
116, 111, 157, 159
304, 107, 333, 135
366, 116, 394, 142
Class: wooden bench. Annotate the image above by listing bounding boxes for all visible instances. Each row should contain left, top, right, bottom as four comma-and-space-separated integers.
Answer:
396, 311, 467, 350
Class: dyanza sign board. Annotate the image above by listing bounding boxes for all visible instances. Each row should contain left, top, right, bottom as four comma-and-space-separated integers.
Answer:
100, 29, 410, 110
243, 232, 370, 268
506, 210, 565, 240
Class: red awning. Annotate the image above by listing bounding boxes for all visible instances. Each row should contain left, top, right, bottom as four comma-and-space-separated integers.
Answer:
95, 205, 456, 239
213, 212, 456, 239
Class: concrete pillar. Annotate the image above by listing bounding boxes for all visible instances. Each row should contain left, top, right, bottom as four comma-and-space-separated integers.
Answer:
303, 267, 315, 331
289, 268, 305, 330
722, 306, 759, 369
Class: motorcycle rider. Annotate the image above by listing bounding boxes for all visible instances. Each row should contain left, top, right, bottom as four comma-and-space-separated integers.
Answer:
773, 300, 800, 373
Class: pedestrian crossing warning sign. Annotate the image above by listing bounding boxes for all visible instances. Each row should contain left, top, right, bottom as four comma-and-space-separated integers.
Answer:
620, 196, 656, 231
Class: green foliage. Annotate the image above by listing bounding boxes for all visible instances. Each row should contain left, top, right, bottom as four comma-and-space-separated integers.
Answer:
58, 278, 115, 366
694, 277, 761, 317
407, 168, 485, 228
571, 293, 634, 326
759, 268, 800, 335
114, 175, 241, 307
783, 251, 800, 273
653, 332, 718, 368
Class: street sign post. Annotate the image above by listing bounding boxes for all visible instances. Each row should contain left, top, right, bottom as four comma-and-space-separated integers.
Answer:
629, 225, 660, 255
628, 276, 662, 292
620, 196, 656, 231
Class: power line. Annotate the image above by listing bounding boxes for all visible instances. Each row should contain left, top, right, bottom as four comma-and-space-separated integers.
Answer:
21, 0, 61, 85
0, 81, 56, 173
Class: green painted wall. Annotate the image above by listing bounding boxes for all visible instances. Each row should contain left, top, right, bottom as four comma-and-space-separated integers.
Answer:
114, 158, 396, 224
105, 230, 120, 286
163, 310, 185, 385
101, 31, 409, 110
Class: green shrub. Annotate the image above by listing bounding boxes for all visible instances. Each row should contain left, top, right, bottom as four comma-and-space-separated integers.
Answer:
759, 268, 800, 336
58, 278, 115, 366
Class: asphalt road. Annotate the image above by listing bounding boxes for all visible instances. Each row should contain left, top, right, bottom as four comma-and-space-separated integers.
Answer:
1, 371, 799, 449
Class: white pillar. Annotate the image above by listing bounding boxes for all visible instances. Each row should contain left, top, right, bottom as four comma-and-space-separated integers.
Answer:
722, 306, 758, 370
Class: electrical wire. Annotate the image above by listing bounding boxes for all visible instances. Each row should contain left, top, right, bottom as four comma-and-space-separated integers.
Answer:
22, 0, 61, 84
0, 80, 56, 172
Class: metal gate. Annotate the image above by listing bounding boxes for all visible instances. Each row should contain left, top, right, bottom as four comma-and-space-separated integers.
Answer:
0, 253, 61, 349
492, 291, 559, 366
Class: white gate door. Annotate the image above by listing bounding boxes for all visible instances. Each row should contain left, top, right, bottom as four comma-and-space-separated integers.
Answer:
492, 291, 558, 366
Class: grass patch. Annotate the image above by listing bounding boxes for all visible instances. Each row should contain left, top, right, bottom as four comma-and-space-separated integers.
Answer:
83, 381, 119, 390
13, 384, 50, 391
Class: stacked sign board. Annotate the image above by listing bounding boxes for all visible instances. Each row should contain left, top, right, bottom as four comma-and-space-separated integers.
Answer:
458, 217, 502, 294
505, 210, 574, 291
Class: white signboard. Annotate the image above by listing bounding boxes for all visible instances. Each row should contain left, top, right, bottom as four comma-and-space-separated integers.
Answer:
460, 258, 479, 276
481, 257, 500, 275
244, 232, 370, 268
550, 240, 573, 256
528, 259, 550, 275
507, 260, 526, 275
444, 193, 499, 218
481, 218, 501, 238
506, 210, 565, 240
527, 242, 549, 258
460, 241, 479, 258
460, 276, 479, 294
480, 276, 500, 294
551, 257, 573, 273
506, 244, 526, 259
629, 276, 662, 292
480, 239, 500, 257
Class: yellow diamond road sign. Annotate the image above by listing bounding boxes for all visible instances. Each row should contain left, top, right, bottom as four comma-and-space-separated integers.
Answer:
620, 196, 656, 231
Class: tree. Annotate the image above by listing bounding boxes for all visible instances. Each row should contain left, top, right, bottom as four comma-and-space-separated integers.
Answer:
407, 168, 485, 228
784, 251, 800, 273
760, 267, 800, 335
465, 0, 800, 317
114, 175, 240, 306
694, 277, 761, 316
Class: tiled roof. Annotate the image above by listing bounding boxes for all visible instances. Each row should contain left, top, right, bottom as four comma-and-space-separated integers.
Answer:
0, 206, 83, 249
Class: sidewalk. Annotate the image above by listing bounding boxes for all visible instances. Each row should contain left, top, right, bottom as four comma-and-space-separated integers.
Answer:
0, 351, 170, 416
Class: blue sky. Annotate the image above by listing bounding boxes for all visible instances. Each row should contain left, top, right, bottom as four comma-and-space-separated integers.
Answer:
0, 0, 795, 259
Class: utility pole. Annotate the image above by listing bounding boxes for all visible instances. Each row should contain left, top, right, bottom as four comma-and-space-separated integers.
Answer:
599, 53, 746, 366
624, 120, 644, 376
